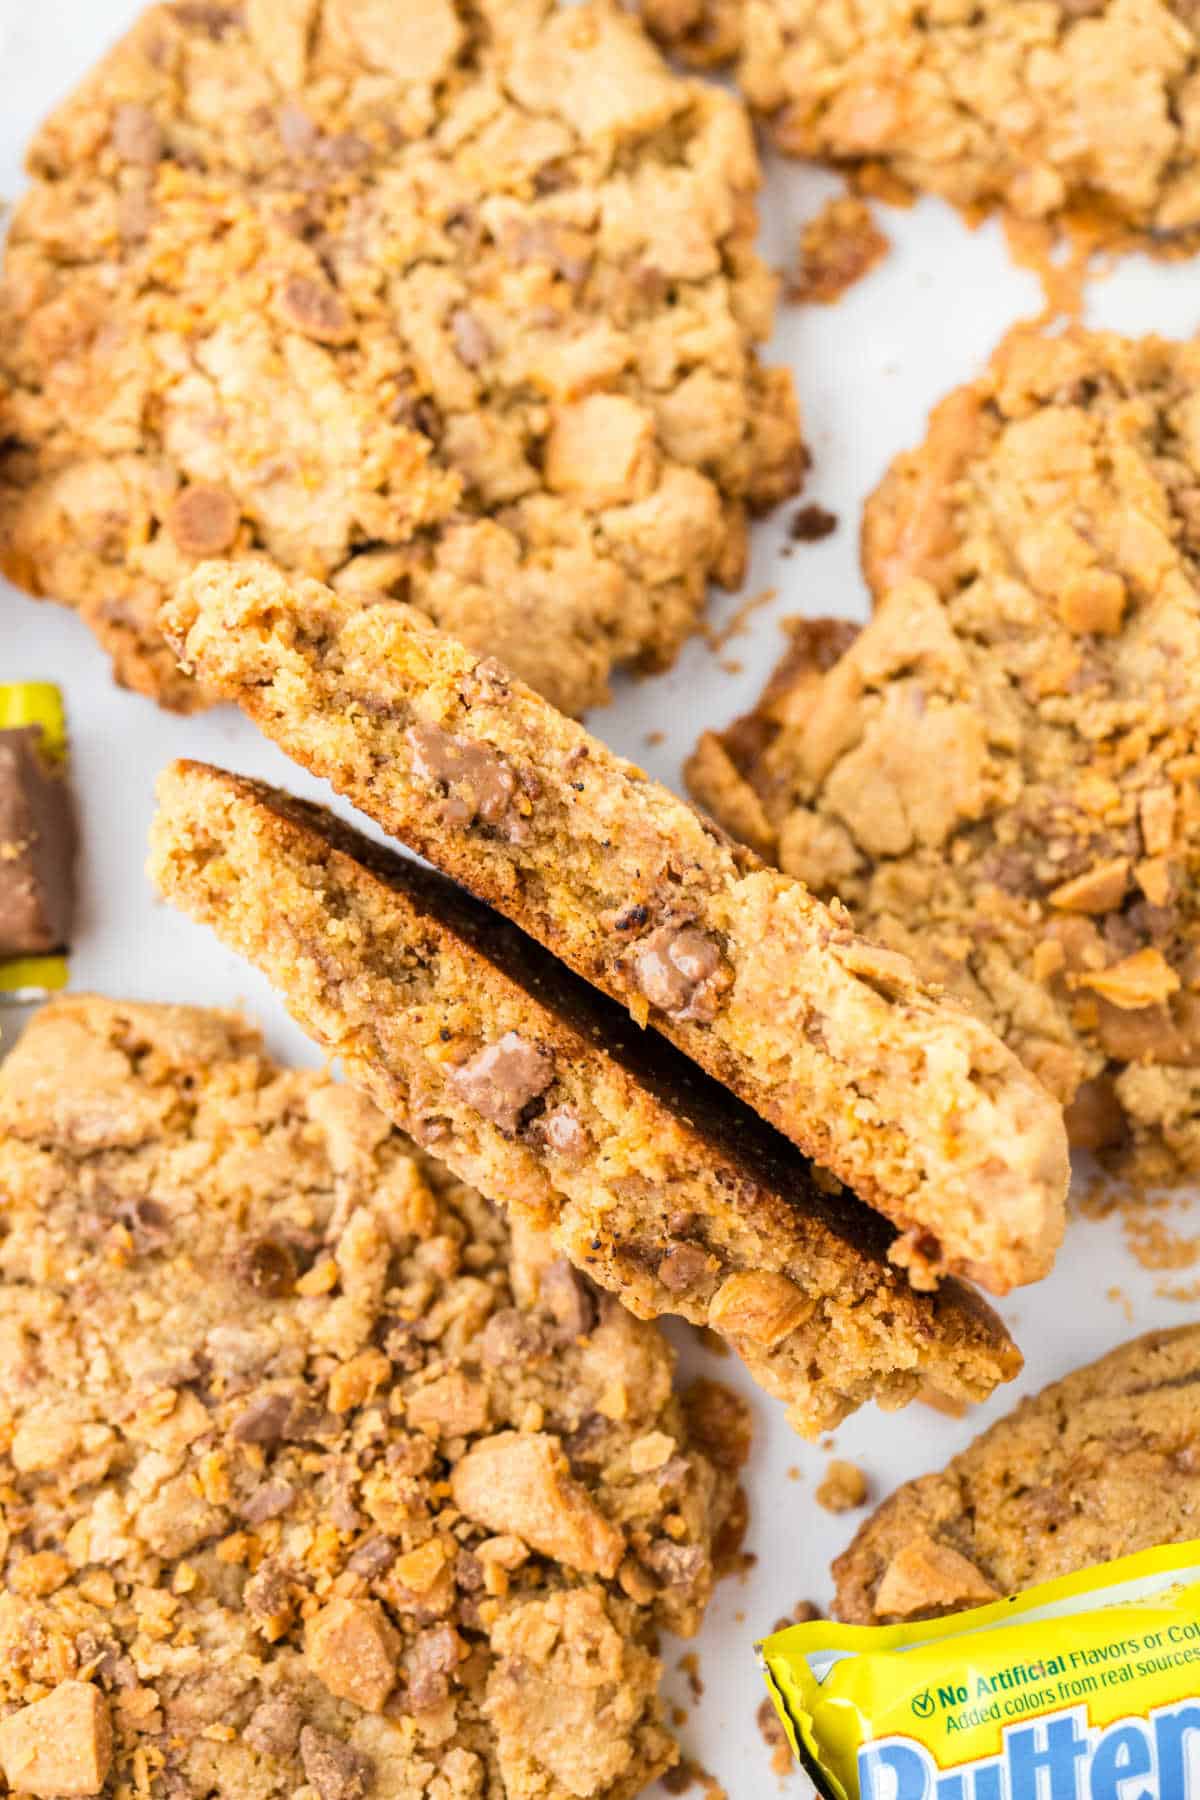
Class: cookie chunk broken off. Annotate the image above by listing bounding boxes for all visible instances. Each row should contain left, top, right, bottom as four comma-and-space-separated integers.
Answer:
162, 561, 1069, 1294
149, 760, 1021, 1437
639, 0, 1200, 248
689, 327, 1200, 1183
0, 0, 803, 715
0, 995, 746, 1799
834, 1326, 1200, 1623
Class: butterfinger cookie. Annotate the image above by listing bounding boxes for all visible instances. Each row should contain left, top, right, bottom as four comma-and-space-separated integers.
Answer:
0, 994, 745, 1798
640, 0, 1200, 246
833, 1327, 1200, 1623
0, 0, 802, 713
689, 328, 1200, 1181
161, 560, 1070, 1295
149, 759, 1021, 1435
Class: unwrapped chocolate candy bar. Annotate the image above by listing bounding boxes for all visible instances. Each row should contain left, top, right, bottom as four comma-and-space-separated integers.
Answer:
0, 683, 75, 999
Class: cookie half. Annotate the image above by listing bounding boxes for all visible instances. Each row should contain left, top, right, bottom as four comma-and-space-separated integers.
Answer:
162, 561, 1069, 1295
149, 759, 1022, 1436
833, 1326, 1200, 1624
690, 327, 1200, 1183
640, 0, 1200, 247
0, 0, 802, 714
0, 993, 749, 1799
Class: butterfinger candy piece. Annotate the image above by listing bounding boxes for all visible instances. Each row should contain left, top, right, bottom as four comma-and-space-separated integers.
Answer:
162, 562, 1069, 1294
0, 1682, 112, 1797
149, 759, 1021, 1436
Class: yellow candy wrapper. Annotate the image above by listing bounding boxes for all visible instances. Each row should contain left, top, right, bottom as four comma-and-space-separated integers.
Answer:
0, 682, 72, 1002
0, 681, 68, 746
760, 1541, 1200, 1800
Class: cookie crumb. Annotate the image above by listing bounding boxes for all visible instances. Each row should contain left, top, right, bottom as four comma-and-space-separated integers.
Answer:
644, 730, 666, 747
1080, 1180, 1200, 1302
1158, 1277, 1200, 1303
663, 1760, 728, 1800
816, 1459, 869, 1513
790, 504, 838, 543
1106, 1285, 1134, 1324
705, 587, 777, 652
677, 1651, 704, 1703
788, 196, 889, 305
1125, 1212, 1200, 1275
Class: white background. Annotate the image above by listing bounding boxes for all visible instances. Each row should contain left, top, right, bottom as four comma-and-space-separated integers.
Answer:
4, 5, 1200, 1793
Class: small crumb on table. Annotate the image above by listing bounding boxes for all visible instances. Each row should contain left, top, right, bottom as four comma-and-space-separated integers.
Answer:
664, 1758, 728, 1798
771, 1600, 823, 1632
790, 504, 838, 544
1106, 1284, 1134, 1324
705, 588, 777, 652
788, 196, 889, 304
816, 1458, 869, 1513
677, 1651, 704, 1703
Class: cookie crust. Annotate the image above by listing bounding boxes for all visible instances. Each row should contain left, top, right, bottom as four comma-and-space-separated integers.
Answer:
0, 0, 802, 714
0, 994, 751, 1799
150, 759, 1022, 1436
833, 1326, 1200, 1624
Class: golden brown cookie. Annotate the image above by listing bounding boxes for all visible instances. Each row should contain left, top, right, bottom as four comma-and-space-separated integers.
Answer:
833, 1327, 1200, 1623
0, 994, 746, 1798
640, 0, 1200, 246
149, 759, 1022, 1436
689, 327, 1200, 1183
0, 0, 802, 714
161, 560, 1070, 1295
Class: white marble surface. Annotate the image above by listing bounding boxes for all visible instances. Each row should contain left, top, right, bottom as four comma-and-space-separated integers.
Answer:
4, 8, 1200, 1796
